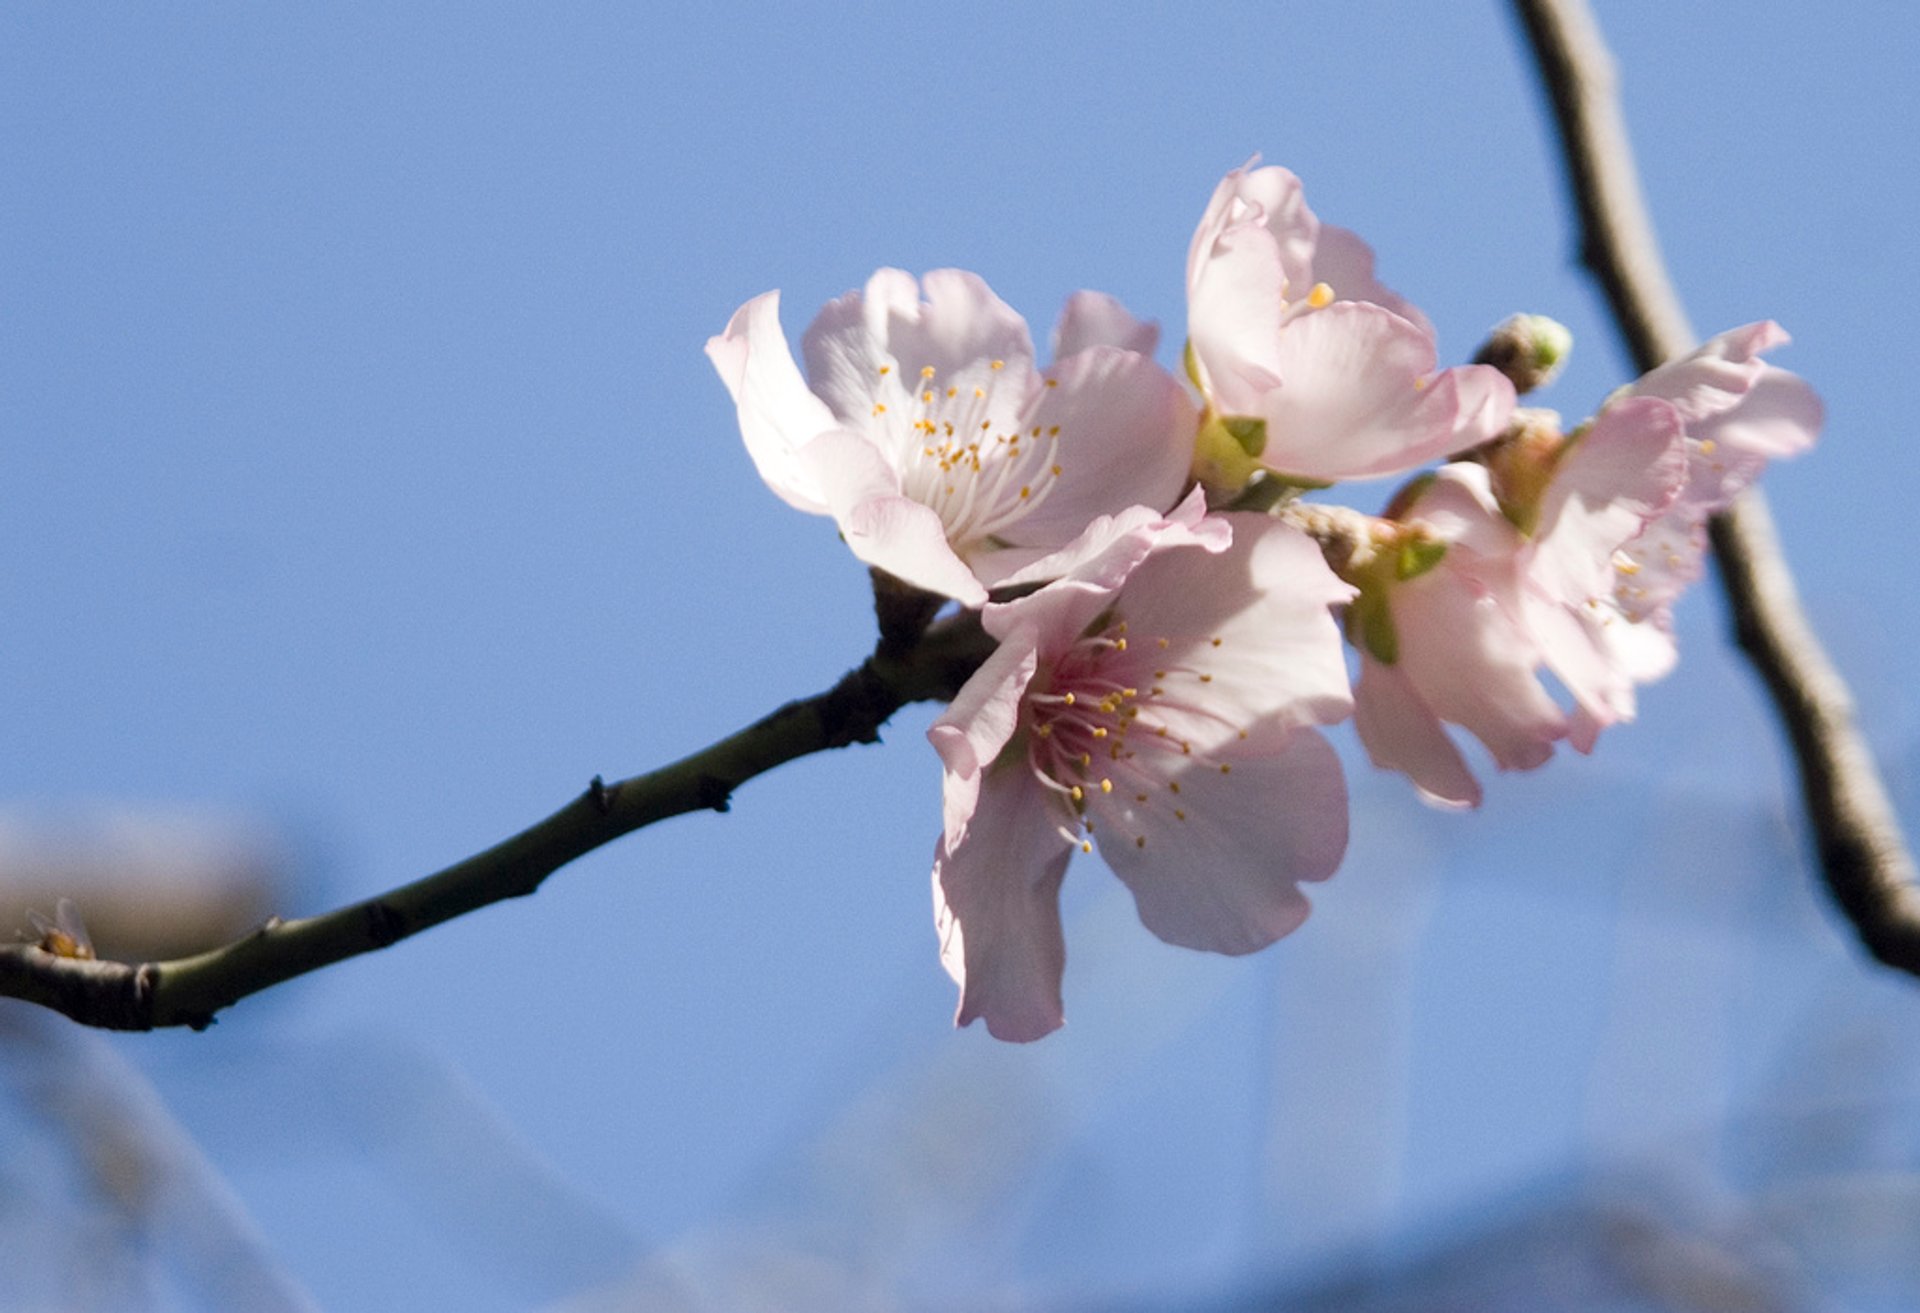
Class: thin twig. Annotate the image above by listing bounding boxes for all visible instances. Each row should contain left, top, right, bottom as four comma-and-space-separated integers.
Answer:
1511, 0, 1920, 973
0, 613, 993, 1031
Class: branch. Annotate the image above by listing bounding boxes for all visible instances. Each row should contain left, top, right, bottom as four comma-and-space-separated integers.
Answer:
1511, 0, 1920, 973
3, 611, 995, 1031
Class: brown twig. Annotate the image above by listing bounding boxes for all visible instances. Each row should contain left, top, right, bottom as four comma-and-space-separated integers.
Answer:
1511, 0, 1920, 973
0, 612, 993, 1031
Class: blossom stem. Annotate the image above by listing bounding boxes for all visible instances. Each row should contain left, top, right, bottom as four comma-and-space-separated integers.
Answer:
1512, 0, 1920, 974
0, 615, 997, 1032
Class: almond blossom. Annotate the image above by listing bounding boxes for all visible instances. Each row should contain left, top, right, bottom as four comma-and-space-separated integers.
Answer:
1600, 322, 1824, 677
707, 270, 1196, 606
928, 496, 1355, 1041
1346, 397, 1687, 801
1184, 164, 1515, 490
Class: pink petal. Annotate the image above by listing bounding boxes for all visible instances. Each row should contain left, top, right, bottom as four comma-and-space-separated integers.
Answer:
800, 268, 1037, 432
1626, 321, 1786, 427
1186, 170, 1299, 415
1353, 654, 1482, 809
1052, 290, 1160, 359
988, 485, 1226, 597
928, 633, 1040, 843
1391, 566, 1564, 772
1531, 396, 1687, 611
1307, 224, 1433, 337
705, 291, 841, 514
1112, 516, 1355, 741
1693, 366, 1822, 463
1094, 728, 1346, 955
932, 765, 1074, 1042
981, 346, 1195, 557
837, 492, 988, 606
1256, 304, 1505, 481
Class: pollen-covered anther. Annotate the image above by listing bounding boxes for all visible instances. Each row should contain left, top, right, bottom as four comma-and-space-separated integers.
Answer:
1306, 281, 1335, 309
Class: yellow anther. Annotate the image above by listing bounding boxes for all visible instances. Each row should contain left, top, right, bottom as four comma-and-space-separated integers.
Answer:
1050, 463, 1062, 476
1307, 281, 1335, 309
1078, 752, 1092, 767
1199, 673, 1213, 683
1063, 692, 1076, 705
1135, 835, 1147, 849
1210, 637, 1223, 647
1699, 438, 1718, 455
1219, 763, 1232, 775
921, 365, 936, 378
991, 359, 1005, 370
872, 403, 887, 415
1035, 723, 1051, 737
1174, 809, 1187, 821
1081, 840, 1093, 853
1169, 781, 1181, 795
1047, 425, 1060, 436
1070, 785, 1084, 802
878, 365, 892, 375
1045, 378, 1058, 388
1020, 486, 1031, 499
1091, 727, 1108, 739
923, 391, 934, 404
1114, 637, 1128, 651
1157, 637, 1170, 649
1100, 779, 1113, 793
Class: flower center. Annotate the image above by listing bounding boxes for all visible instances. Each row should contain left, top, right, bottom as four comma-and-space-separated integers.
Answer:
870, 360, 1065, 554
1023, 617, 1247, 853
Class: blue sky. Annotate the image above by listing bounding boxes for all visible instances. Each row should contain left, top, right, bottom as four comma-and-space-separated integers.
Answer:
4, 4, 1918, 1309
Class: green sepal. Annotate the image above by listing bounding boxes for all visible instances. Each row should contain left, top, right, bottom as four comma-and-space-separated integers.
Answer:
1395, 537, 1448, 581
1192, 410, 1266, 495
1346, 585, 1399, 665
1220, 414, 1266, 457
1183, 338, 1205, 391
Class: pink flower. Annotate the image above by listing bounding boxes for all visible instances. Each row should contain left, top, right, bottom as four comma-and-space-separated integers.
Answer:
707, 270, 1196, 606
928, 497, 1356, 1041
1185, 164, 1515, 489
1605, 322, 1824, 647
1345, 468, 1567, 809
1350, 397, 1687, 800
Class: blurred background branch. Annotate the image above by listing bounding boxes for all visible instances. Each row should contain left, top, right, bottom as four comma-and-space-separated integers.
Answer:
1510, 0, 1920, 975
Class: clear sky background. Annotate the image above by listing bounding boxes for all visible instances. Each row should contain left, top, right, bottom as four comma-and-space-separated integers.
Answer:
5, 4, 1920, 1310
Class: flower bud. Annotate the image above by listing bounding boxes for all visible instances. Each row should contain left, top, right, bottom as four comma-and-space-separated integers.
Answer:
1473, 314, 1574, 395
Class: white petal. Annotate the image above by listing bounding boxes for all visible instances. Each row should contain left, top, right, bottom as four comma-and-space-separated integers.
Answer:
1353, 655, 1482, 809
1052, 290, 1159, 359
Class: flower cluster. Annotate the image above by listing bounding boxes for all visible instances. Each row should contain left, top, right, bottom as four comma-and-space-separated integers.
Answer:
710, 161, 1821, 1041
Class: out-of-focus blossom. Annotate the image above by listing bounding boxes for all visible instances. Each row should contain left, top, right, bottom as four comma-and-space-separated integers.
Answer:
928, 496, 1355, 1040
1342, 469, 1567, 809
1601, 322, 1824, 675
1184, 164, 1514, 491
707, 270, 1196, 606
1347, 397, 1687, 800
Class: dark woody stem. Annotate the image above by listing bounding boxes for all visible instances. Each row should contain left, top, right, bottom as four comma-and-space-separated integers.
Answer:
0, 613, 996, 1032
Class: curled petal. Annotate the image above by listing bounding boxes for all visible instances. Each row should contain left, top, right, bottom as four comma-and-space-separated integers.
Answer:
929, 635, 1039, 843
705, 292, 842, 514
933, 766, 1074, 1042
